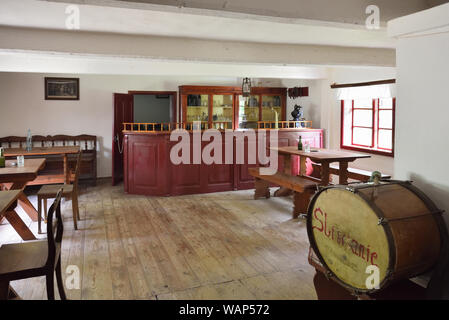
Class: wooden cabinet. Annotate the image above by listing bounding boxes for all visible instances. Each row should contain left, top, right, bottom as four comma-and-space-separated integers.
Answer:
179, 86, 287, 130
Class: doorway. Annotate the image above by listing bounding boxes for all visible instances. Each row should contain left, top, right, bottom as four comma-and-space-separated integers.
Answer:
112, 91, 177, 186
129, 91, 177, 123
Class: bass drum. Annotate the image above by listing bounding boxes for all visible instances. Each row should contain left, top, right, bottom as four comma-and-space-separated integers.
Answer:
307, 180, 445, 294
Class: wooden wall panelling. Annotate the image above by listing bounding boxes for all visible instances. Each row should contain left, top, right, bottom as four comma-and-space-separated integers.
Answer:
205, 132, 234, 193
126, 134, 169, 196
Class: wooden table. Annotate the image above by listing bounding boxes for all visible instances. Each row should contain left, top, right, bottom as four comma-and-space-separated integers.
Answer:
4, 146, 80, 184
272, 147, 371, 188
0, 158, 46, 240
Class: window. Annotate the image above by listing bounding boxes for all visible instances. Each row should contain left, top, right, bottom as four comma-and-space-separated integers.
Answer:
341, 98, 395, 156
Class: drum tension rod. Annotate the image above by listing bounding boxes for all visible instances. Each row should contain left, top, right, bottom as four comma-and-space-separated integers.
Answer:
378, 210, 445, 225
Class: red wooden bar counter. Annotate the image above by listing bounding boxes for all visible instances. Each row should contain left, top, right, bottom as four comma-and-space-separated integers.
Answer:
122, 127, 324, 196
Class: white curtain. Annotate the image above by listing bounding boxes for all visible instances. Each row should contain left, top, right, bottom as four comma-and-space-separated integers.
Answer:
336, 83, 395, 100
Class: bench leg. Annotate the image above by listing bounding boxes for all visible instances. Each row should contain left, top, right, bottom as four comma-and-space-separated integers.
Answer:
293, 189, 315, 219
254, 178, 271, 199
274, 187, 293, 197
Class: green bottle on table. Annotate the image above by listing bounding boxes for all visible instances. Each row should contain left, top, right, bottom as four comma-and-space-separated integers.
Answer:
0, 147, 5, 168
298, 136, 303, 151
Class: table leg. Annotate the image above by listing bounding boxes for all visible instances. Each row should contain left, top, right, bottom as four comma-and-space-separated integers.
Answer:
4, 210, 36, 240
339, 161, 349, 185
17, 192, 38, 221
8, 182, 38, 221
320, 162, 330, 186
63, 154, 69, 184
274, 155, 293, 197
300, 156, 307, 176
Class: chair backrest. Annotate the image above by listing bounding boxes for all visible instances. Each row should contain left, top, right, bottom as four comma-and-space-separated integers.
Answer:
0, 134, 97, 149
72, 151, 82, 189
46, 189, 64, 267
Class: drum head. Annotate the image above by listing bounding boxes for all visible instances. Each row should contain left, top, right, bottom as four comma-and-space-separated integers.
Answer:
308, 187, 390, 291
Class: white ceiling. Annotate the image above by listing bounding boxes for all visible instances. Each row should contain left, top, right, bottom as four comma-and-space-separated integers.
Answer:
389, 2, 449, 38
47, 0, 441, 24
0, 50, 331, 78
1, 0, 395, 48
3, 0, 433, 76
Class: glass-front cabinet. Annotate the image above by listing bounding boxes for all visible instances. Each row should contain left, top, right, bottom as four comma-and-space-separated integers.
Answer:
186, 94, 209, 122
212, 94, 233, 129
261, 95, 282, 122
238, 95, 259, 129
180, 86, 286, 130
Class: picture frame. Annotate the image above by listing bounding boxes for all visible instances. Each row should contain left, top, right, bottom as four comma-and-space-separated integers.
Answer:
45, 77, 80, 100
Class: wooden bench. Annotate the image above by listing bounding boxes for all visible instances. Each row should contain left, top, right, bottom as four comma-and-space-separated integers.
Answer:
311, 162, 391, 183
0, 135, 97, 185
248, 167, 317, 219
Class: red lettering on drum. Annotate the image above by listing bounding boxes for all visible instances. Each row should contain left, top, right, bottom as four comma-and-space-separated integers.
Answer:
350, 240, 358, 254
337, 231, 345, 246
313, 207, 379, 268
324, 212, 331, 238
370, 252, 378, 266
312, 208, 324, 232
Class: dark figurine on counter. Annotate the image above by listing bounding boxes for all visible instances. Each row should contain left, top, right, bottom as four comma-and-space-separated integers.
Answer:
291, 104, 305, 127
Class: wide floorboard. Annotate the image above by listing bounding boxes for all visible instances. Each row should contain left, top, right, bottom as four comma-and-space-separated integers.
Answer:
0, 180, 317, 300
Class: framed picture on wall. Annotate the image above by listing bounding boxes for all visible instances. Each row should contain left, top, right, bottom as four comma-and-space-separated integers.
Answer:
45, 77, 80, 100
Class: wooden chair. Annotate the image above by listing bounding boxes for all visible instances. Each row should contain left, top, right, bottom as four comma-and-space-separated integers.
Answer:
37, 151, 82, 233
0, 189, 67, 300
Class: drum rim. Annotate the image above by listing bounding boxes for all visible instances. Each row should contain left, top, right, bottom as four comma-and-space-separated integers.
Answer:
306, 183, 396, 294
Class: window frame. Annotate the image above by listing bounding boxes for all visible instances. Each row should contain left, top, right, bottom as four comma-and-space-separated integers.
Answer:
350, 99, 375, 148
340, 98, 395, 157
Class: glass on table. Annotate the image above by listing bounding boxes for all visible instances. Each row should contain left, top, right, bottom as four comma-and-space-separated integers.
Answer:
17, 155, 25, 167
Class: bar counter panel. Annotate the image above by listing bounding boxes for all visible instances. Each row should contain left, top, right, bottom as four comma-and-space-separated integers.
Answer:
123, 129, 323, 196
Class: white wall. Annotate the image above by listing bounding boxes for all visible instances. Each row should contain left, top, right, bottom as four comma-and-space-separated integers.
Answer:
254, 78, 322, 128
394, 31, 449, 227
283, 79, 323, 129
319, 66, 397, 175
0, 72, 323, 178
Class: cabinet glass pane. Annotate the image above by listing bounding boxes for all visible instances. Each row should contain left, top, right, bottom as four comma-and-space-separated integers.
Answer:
238, 95, 259, 129
186, 94, 209, 122
261, 95, 281, 121
212, 94, 233, 129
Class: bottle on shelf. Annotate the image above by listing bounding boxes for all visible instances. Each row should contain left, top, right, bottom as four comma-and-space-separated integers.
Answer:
298, 136, 303, 151
26, 129, 32, 151
0, 147, 5, 168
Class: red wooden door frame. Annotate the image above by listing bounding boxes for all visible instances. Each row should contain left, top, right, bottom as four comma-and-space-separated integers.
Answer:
112, 93, 133, 186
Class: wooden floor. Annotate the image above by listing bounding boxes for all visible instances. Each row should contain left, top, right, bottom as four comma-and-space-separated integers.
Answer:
0, 179, 317, 300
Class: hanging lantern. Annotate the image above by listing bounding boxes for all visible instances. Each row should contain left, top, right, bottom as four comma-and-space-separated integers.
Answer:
242, 77, 251, 97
